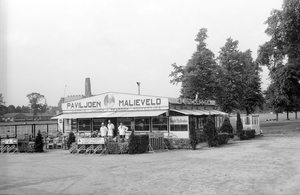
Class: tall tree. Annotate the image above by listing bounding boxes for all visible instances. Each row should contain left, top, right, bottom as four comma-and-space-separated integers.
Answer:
7, 105, 16, 113
169, 28, 219, 100
257, 0, 300, 118
0, 94, 4, 105
218, 38, 264, 115
27, 92, 47, 120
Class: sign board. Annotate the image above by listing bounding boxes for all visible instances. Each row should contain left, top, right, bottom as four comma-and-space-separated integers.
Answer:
77, 138, 105, 145
62, 92, 169, 113
1, 138, 18, 145
149, 132, 164, 139
169, 116, 189, 125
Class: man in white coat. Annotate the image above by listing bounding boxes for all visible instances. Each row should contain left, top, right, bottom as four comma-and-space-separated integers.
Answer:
118, 123, 128, 140
107, 120, 115, 140
100, 122, 108, 137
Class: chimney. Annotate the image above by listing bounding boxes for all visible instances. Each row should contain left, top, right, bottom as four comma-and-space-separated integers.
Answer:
85, 78, 92, 97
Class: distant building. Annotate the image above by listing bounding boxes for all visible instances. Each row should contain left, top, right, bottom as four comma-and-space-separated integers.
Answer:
3, 113, 54, 122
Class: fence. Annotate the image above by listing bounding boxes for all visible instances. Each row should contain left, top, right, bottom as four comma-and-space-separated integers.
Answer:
230, 115, 260, 135
147, 132, 168, 153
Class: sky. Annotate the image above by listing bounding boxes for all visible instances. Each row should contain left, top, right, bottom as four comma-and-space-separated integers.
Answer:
0, 0, 283, 107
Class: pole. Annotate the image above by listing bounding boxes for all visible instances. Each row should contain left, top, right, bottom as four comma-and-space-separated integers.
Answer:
136, 82, 141, 95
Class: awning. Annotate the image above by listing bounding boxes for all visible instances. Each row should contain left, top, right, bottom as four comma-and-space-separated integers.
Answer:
51, 110, 167, 119
51, 112, 114, 119
107, 110, 167, 118
170, 109, 228, 116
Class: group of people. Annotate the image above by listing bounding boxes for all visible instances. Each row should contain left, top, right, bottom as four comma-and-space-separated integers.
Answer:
92, 120, 128, 139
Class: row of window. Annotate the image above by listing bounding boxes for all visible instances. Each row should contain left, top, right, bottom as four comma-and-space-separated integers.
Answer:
64, 117, 189, 132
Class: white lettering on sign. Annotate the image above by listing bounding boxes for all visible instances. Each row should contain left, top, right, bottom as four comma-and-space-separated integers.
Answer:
119, 98, 161, 107
169, 116, 188, 125
67, 101, 101, 109
77, 138, 105, 145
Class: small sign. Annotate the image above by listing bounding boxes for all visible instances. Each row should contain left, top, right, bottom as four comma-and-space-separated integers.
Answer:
1, 138, 18, 145
77, 138, 105, 145
169, 116, 188, 125
149, 132, 164, 139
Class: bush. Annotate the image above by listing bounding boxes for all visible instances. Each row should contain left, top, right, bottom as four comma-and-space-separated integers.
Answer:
220, 116, 234, 138
18, 141, 29, 152
164, 138, 191, 149
67, 131, 76, 149
34, 130, 44, 152
106, 142, 129, 154
128, 132, 149, 154
238, 129, 256, 140
203, 115, 218, 147
217, 133, 229, 145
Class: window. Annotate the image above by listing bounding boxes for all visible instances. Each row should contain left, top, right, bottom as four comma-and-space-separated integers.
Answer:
152, 117, 168, 131
78, 119, 91, 132
197, 117, 207, 129
134, 118, 150, 131
118, 118, 133, 131
71, 119, 77, 132
170, 125, 188, 131
93, 118, 106, 131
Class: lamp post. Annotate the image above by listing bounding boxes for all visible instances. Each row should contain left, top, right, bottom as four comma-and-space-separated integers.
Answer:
136, 82, 141, 95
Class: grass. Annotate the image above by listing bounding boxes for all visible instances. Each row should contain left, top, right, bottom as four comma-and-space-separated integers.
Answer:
260, 120, 300, 135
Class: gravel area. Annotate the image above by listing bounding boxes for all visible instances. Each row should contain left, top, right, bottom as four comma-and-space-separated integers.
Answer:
1, 133, 300, 195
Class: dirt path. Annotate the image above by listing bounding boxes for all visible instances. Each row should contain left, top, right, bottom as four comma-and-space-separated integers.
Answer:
1, 134, 300, 195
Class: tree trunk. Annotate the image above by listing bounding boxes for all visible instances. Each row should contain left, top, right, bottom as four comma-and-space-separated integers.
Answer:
295, 111, 298, 119
287, 111, 289, 120
276, 113, 278, 121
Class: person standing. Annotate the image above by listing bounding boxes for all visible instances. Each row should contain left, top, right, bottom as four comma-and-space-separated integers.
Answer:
107, 120, 115, 139
118, 123, 128, 140
100, 123, 108, 137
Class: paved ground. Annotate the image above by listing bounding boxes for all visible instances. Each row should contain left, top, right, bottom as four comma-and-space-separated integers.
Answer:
1, 133, 300, 195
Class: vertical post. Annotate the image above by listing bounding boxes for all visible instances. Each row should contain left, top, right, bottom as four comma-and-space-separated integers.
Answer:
136, 82, 141, 95
15, 125, 17, 138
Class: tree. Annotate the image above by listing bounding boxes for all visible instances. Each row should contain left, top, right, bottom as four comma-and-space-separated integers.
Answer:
218, 38, 264, 115
34, 130, 44, 152
21, 105, 31, 113
7, 105, 16, 113
15, 106, 22, 113
203, 115, 218, 147
257, 0, 300, 119
236, 112, 243, 139
0, 94, 4, 105
219, 116, 234, 138
0, 94, 7, 117
169, 28, 220, 100
27, 92, 47, 120
67, 131, 76, 149
189, 122, 198, 150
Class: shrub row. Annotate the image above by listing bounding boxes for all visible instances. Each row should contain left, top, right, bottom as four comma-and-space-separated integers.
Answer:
164, 138, 191, 149
106, 142, 129, 154
128, 132, 149, 154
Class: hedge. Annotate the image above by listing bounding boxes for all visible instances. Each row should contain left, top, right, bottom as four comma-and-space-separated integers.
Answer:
106, 142, 129, 154
217, 133, 229, 145
164, 138, 191, 149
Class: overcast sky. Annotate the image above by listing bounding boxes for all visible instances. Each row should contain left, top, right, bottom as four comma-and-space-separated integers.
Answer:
0, 0, 283, 107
